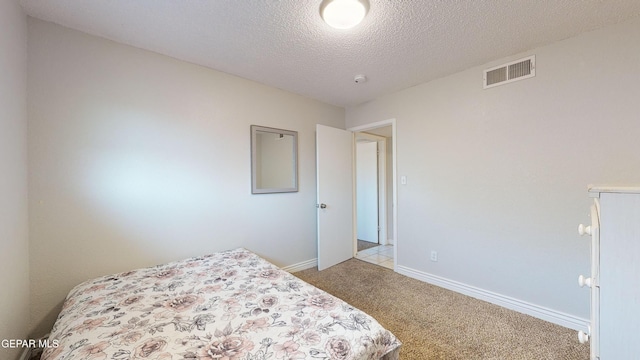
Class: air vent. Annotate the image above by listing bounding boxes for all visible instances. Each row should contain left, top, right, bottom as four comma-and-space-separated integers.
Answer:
483, 55, 535, 89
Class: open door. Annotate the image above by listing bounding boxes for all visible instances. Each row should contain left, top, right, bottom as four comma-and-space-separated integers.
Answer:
316, 124, 354, 271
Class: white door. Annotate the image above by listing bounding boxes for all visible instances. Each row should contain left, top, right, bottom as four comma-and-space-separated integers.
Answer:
356, 141, 378, 243
316, 124, 354, 271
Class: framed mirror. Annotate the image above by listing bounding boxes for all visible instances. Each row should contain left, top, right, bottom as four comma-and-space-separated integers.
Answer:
251, 125, 298, 194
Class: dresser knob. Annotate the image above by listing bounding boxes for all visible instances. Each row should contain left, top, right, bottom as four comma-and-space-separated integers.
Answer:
578, 330, 590, 344
578, 224, 592, 236
578, 275, 592, 288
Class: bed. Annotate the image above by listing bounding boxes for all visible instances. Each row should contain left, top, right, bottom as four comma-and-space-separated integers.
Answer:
42, 248, 400, 360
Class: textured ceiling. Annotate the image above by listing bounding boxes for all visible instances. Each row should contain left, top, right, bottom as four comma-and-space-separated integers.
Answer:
19, 0, 640, 107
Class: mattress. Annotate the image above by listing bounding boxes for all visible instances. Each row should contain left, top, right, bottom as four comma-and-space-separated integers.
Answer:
42, 248, 400, 360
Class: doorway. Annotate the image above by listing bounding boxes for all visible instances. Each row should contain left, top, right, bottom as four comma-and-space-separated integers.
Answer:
315, 119, 397, 271
351, 122, 395, 270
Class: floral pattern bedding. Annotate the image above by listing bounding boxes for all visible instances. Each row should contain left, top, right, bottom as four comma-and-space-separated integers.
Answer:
43, 248, 400, 360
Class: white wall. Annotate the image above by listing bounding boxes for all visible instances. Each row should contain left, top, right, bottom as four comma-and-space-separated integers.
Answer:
346, 17, 640, 324
27, 18, 344, 336
0, 1, 29, 359
356, 141, 378, 242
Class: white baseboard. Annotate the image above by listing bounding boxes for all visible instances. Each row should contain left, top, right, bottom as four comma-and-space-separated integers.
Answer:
396, 265, 589, 332
281, 258, 317, 273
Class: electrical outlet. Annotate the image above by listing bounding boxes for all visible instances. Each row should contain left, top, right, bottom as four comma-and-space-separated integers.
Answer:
430, 251, 438, 262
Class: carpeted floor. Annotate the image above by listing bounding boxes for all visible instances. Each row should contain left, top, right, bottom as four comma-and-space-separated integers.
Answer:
294, 259, 590, 360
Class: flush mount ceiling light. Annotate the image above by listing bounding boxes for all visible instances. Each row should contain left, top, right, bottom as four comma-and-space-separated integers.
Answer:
320, 0, 369, 30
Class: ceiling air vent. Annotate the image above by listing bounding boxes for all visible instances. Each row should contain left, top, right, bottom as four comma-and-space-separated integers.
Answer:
483, 55, 535, 89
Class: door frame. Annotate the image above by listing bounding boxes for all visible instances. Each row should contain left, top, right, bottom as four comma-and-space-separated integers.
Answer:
348, 119, 397, 270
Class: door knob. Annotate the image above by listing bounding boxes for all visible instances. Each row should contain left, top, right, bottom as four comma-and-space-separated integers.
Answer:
578, 223, 591, 236
578, 275, 592, 288
317, 203, 327, 209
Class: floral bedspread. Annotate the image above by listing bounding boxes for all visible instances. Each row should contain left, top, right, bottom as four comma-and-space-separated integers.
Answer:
43, 248, 400, 360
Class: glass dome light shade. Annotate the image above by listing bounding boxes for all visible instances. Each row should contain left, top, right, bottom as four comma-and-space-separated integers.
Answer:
320, 0, 369, 30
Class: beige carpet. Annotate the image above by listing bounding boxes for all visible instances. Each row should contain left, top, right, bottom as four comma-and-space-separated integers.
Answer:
294, 259, 589, 360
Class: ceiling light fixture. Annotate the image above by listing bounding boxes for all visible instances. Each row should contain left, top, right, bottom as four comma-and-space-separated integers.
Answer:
320, 0, 369, 30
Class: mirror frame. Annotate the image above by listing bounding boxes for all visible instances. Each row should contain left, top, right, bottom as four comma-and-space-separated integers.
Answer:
251, 125, 298, 194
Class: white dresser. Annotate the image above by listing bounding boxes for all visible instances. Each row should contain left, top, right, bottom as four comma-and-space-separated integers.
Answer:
578, 186, 640, 360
